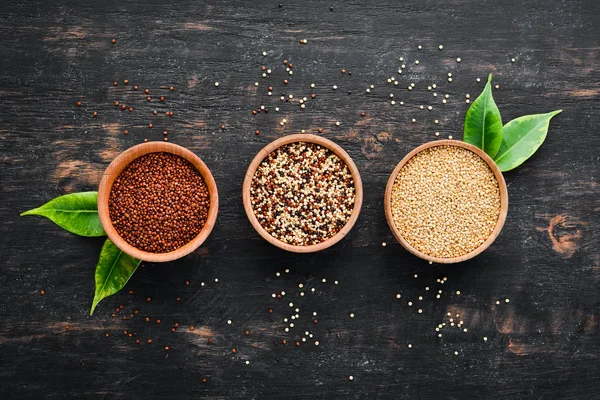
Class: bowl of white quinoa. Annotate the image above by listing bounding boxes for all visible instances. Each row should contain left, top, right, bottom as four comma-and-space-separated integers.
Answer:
384, 140, 508, 263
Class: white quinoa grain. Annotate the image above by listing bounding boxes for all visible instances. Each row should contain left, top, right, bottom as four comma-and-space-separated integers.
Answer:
390, 146, 501, 258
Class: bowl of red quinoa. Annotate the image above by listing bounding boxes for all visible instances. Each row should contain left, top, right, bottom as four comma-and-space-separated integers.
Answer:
384, 140, 508, 264
97, 142, 218, 262
243, 134, 363, 253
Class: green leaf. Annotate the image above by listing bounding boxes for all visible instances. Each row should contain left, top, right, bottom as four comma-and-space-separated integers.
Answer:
463, 74, 503, 158
20, 192, 105, 237
494, 110, 562, 172
90, 238, 141, 315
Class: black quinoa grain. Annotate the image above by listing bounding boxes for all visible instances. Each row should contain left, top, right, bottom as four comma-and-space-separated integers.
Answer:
250, 142, 355, 246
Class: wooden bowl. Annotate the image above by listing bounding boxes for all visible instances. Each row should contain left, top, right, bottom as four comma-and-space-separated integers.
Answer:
384, 140, 508, 264
242, 134, 363, 253
97, 142, 219, 262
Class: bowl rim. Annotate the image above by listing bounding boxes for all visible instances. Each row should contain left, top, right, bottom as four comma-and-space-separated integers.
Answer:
242, 134, 363, 253
384, 139, 508, 264
97, 142, 219, 262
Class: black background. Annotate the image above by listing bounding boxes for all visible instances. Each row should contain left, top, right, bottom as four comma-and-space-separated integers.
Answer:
1, 1, 599, 398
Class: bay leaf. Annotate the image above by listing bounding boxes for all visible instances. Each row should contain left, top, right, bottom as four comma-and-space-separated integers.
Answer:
20, 191, 105, 237
463, 74, 503, 158
493, 110, 562, 172
90, 238, 141, 315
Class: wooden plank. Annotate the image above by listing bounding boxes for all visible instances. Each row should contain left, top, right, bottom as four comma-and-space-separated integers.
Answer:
0, 0, 598, 398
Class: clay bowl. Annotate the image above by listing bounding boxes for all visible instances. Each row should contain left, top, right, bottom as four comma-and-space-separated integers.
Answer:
242, 134, 363, 253
384, 140, 508, 264
97, 142, 219, 262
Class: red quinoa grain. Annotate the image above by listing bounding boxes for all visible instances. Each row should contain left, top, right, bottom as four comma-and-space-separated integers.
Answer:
109, 152, 210, 253
250, 142, 355, 246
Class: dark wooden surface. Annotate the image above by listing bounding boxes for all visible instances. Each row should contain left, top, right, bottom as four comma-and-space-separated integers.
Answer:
1, 1, 599, 398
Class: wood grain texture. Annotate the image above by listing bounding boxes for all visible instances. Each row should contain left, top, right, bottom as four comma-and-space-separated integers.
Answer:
0, 0, 599, 399
242, 134, 363, 253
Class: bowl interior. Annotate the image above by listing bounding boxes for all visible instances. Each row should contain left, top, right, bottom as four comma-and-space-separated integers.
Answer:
384, 140, 508, 264
242, 134, 363, 253
97, 142, 219, 262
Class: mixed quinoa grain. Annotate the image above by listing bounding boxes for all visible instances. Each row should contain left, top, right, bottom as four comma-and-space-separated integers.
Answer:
109, 152, 210, 253
391, 145, 501, 258
250, 142, 355, 246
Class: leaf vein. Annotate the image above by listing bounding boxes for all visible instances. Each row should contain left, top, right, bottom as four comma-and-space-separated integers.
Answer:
494, 119, 549, 163
95, 249, 125, 301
